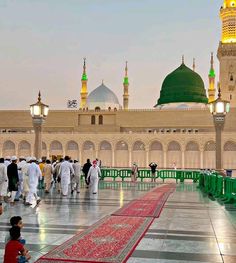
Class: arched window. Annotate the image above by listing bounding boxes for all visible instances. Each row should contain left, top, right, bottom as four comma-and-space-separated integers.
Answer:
18, 140, 30, 150
133, 141, 145, 151
168, 141, 181, 151
83, 141, 95, 151
42, 142, 47, 150
50, 141, 63, 150
186, 141, 199, 151
99, 115, 103, 125
3, 140, 15, 150
150, 141, 163, 151
224, 141, 236, 151
95, 107, 100, 112
67, 141, 78, 150
91, 115, 95, 125
100, 141, 111, 150
204, 141, 216, 151
116, 141, 128, 150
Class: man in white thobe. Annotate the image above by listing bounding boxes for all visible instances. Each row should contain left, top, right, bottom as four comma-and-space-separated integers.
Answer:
15, 157, 26, 200
22, 157, 31, 201
0, 158, 8, 202
87, 160, 101, 194
25, 157, 42, 205
59, 156, 74, 196
71, 160, 81, 194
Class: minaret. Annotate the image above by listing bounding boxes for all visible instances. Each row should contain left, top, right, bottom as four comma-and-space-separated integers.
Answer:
80, 58, 88, 109
217, 0, 236, 106
208, 53, 216, 103
123, 61, 129, 110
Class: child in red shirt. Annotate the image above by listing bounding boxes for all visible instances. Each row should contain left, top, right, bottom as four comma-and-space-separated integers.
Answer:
4, 226, 31, 263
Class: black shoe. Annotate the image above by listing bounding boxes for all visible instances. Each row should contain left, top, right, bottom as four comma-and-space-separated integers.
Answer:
93, 192, 97, 194
71, 190, 74, 194
14, 199, 20, 202
36, 199, 41, 205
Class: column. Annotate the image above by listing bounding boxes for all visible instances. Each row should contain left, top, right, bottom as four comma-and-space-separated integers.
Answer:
112, 149, 115, 167
79, 148, 82, 164
128, 150, 132, 167
163, 150, 167, 169
33, 118, 43, 159
145, 150, 149, 168
215, 125, 223, 170
182, 151, 185, 169
200, 150, 204, 169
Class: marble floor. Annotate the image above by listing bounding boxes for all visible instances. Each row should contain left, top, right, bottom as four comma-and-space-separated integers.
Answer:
1, 180, 236, 263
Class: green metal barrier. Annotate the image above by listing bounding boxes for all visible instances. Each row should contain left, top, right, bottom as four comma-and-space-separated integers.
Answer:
101, 169, 119, 181
138, 169, 154, 182
159, 170, 178, 183
119, 169, 131, 181
198, 171, 236, 206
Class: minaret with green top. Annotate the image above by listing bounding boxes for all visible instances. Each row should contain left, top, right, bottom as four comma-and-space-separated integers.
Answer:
80, 58, 88, 108
208, 52, 216, 103
123, 61, 129, 110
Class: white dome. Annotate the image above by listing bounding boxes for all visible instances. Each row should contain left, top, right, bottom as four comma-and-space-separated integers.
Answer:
87, 83, 121, 110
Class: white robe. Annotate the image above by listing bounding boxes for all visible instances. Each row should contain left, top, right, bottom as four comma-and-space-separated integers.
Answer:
87, 166, 101, 194
27, 163, 42, 193
22, 163, 30, 193
26, 162, 42, 203
59, 161, 74, 195
16, 160, 26, 197
0, 163, 8, 196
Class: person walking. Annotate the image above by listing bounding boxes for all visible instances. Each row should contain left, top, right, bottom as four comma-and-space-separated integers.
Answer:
38, 159, 46, 189
15, 157, 26, 201
131, 162, 138, 183
22, 157, 30, 202
82, 159, 92, 188
43, 160, 53, 193
54, 158, 63, 193
71, 160, 81, 194
25, 157, 42, 205
149, 162, 158, 182
59, 156, 74, 196
7, 156, 19, 205
0, 158, 8, 203
87, 160, 101, 194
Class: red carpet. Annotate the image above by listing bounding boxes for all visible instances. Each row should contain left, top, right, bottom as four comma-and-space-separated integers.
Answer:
35, 215, 153, 263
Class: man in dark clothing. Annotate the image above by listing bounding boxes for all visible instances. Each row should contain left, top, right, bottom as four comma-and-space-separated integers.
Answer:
7, 156, 19, 205
149, 162, 158, 182
82, 159, 92, 187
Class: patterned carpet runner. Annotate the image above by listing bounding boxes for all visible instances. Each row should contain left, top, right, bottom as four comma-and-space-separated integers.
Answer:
36, 184, 175, 263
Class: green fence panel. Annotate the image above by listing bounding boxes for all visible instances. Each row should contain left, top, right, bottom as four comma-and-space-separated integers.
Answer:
119, 169, 131, 181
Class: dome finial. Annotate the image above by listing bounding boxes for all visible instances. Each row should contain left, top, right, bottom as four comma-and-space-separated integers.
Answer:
182, 55, 185, 64
38, 91, 41, 102
102, 79, 104, 85
83, 57, 86, 74
125, 61, 128, 77
193, 58, 196, 71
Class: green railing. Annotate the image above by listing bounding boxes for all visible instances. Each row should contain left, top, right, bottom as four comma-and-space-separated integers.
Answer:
98, 168, 200, 183
198, 171, 236, 205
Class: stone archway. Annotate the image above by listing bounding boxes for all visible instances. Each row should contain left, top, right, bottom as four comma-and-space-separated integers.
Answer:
115, 141, 129, 167
223, 141, 236, 169
82, 141, 95, 164
50, 140, 63, 159
3, 140, 16, 157
149, 141, 163, 167
167, 141, 181, 169
203, 141, 216, 169
18, 140, 31, 157
66, 141, 79, 160
185, 141, 200, 169
132, 141, 145, 168
99, 141, 112, 167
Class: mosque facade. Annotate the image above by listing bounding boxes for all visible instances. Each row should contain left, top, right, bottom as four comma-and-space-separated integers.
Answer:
0, 0, 236, 170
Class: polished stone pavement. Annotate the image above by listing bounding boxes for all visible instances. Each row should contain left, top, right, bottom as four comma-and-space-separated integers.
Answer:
0, 181, 236, 263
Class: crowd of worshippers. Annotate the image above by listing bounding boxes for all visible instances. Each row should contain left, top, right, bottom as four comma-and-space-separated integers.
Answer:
0, 156, 102, 207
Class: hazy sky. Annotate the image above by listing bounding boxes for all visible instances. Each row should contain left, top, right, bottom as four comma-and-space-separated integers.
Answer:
0, 0, 223, 109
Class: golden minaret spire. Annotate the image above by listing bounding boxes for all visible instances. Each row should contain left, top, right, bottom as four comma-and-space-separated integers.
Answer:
80, 58, 88, 109
208, 52, 216, 103
123, 61, 129, 110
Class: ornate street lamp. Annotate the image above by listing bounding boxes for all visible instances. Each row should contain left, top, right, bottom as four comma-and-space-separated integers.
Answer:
30, 92, 49, 159
209, 85, 230, 171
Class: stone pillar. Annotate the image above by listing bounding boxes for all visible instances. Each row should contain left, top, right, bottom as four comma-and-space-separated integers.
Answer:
200, 150, 204, 169
182, 151, 185, 169
163, 150, 167, 169
214, 114, 225, 171
128, 150, 132, 167
32, 118, 43, 159
145, 150, 149, 168
112, 149, 115, 167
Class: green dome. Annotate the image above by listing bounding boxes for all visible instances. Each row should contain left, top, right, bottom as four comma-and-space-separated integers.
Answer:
156, 63, 208, 106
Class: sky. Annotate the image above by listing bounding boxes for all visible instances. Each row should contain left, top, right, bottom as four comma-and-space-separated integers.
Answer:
0, 0, 223, 109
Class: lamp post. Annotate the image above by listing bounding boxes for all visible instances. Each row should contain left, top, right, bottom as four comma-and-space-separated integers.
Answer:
209, 86, 230, 171
30, 92, 49, 159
